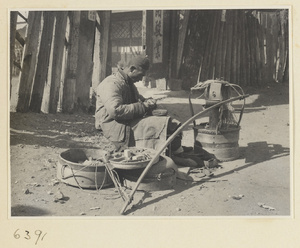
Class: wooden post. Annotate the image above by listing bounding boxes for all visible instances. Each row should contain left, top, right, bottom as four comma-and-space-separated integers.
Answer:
256, 11, 265, 85
248, 14, 256, 85
10, 13, 18, 75
29, 12, 56, 112
253, 16, 262, 85
216, 10, 225, 79
200, 11, 215, 81
236, 10, 241, 85
244, 12, 251, 85
57, 16, 71, 113
261, 12, 268, 83
225, 10, 233, 82
10, 11, 18, 98
252, 14, 259, 85
162, 10, 172, 84
270, 12, 279, 82
281, 10, 289, 83
208, 10, 221, 79
176, 10, 190, 78
48, 11, 68, 113
205, 11, 218, 80
231, 10, 238, 85
41, 15, 56, 113
240, 11, 247, 86
196, 11, 209, 83
91, 12, 101, 103
167, 10, 178, 80
276, 10, 287, 83
74, 11, 96, 112
62, 11, 81, 113
16, 11, 42, 112
145, 10, 153, 65
266, 13, 274, 83
142, 10, 147, 55
99, 11, 111, 83
91, 11, 110, 108
220, 11, 228, 79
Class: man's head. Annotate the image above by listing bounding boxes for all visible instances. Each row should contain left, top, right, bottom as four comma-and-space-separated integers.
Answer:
126, 55, 150, 82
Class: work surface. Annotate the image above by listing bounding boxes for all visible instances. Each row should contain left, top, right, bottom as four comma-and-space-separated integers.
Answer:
10, 82, 290, 216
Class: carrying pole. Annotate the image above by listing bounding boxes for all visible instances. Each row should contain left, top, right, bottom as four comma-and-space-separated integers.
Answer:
120, 94, 249, 214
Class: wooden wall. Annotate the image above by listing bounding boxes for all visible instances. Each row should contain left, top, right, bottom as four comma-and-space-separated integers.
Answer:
13, 11, 109, 114
180, 9, 289, 90
11, 9, 289, 114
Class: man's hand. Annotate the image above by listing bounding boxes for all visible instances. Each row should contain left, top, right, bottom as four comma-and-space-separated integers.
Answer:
143, 98, 157, 110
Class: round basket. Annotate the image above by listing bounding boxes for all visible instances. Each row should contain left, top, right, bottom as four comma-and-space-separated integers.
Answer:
57, 148, 113, 189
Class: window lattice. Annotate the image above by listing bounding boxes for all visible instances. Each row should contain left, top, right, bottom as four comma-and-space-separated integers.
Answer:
131, 20, 142, 38
111, 20, 142, 39
111, 21, 130, 39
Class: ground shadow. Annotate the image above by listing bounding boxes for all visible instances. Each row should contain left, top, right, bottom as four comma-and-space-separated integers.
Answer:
10, 129, 105, 149
240, 141, 290, 163
10, 112, 111, 149
201, 141, 290, 181
198, 141, 290, 165
11, 204, 52, 216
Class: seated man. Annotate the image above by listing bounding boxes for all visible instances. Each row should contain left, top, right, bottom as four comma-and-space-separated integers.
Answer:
95, 55, 193, 162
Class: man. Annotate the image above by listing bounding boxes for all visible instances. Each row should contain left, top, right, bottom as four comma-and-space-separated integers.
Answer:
95, 55, 193, 161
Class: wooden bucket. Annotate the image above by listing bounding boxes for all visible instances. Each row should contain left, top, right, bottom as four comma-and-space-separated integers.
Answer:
194, 125, 240, 162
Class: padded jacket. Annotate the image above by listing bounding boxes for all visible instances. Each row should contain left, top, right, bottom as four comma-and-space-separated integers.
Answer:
95, 69, 146, 143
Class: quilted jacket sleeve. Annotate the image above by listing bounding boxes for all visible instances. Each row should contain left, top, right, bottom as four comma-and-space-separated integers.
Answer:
98, 80, 146, 120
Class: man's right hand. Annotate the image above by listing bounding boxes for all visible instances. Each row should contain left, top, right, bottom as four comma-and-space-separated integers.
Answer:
143, 98, 157, 110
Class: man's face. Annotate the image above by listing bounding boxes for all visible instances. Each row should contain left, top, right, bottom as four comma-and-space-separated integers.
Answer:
128, 66, 147, 82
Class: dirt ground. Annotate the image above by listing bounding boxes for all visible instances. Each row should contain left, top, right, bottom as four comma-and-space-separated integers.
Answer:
10, 81, 290, 217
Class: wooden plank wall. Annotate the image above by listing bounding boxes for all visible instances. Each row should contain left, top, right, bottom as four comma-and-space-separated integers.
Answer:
181, 9, 289, 90
14, 11, 106, 114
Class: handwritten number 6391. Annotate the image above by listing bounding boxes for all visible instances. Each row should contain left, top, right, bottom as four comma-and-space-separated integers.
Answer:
14, 229, 47, 245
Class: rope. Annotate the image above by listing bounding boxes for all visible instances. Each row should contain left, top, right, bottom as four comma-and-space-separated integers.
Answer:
189, 80, 246, 129
61, 164, 84, 190
60, 160, 108, 192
